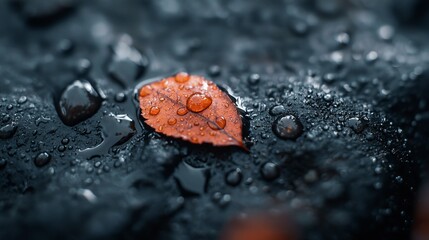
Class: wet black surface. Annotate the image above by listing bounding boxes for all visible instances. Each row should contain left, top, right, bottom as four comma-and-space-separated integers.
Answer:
1, 0, 429, 239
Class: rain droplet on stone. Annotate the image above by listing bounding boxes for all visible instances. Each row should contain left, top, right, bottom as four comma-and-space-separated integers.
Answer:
261, 162, 280, 181
248, 73, 261, 85
269, 105, 285, 116
272, 114, 303, 140
34, 152, 51, 167
174, 161, 210, 196
378, 25, 395, 41
107, 35, 149, 87
75, 58, 92, 76
55, 79, 102, 126
347, 117, 366, 133
0, 122, 18, 139
0, 159, 7, 169
207, 65, 221, 77
114, 92, 127, 103
79, 113, 136, 159
225, 168, 243, 186
366, 51, 378, 63
186, 92, 212, 113
17, 96, 27, 104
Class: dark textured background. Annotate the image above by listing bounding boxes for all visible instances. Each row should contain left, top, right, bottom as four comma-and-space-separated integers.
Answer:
1, 0, 429, 239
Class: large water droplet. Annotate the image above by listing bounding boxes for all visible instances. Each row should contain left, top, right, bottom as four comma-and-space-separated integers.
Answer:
174, 161, 210, 196
107, 35, 149, 87
79, 113, 136, 159
272, 115, 303, 140
55, 79, 102, 126
34, 152, 51, 167
186, 92, 212, 113
0, 122, 18, 139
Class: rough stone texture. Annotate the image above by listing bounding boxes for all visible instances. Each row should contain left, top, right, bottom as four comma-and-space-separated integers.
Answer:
1, 0, 428, 239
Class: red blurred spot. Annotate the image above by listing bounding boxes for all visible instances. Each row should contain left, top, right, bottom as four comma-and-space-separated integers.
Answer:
221, 213, 298, 240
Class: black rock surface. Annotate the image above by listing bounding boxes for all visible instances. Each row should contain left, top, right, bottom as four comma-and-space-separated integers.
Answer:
0, 0, 428, 240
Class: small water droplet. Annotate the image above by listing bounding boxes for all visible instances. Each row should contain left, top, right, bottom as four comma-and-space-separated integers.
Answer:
186, 92, 212, 113
61, 138, 70, 145
260, 162, 280, 181
75, 58, 92, 76
34, 152, 51, 167
269, 105, 285, 116
335, 32, 350, 47
177, 107, 188, 116
57, 39, 74, 55
347, 117, 366, 133
168, 117, 177, 125
366, 51, 378, 63
378, 25, 395, 41
248, 73, 261, 85
17, 96, 28, 104
207, 65, 221, 77
272, 115, 303, 140
114, 92, 127, 103
225, 168, 243, 186
149, 106, 160, 115
0, 159, 6, 169
175, 72, 190, 83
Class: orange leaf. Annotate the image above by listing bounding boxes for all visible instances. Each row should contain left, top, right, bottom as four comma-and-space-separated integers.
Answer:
139, 72, 246, 149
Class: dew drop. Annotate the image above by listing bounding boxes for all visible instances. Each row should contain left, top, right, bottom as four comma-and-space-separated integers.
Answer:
186, 92, 212, 113
34, 152, 51, 167
272, 114, 303, 140
149, 106, 160, 115
168, 118, 177, 125
175, 72, 190, 83
177, 107, 188, 116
